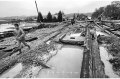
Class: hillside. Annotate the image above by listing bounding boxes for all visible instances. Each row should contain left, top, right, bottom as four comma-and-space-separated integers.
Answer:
65, 12, 92, 18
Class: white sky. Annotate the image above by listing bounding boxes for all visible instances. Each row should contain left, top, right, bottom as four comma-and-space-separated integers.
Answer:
0, 0, 114, 17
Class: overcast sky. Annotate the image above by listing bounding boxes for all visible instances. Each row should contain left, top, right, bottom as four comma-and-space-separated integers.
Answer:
0, 0, 114, 17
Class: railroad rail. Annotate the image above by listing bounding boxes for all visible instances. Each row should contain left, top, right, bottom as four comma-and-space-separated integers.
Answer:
80, 21, 108, 78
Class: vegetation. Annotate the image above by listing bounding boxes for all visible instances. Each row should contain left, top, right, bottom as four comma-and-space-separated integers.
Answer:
109, 58, 120, 71
58, 11, 63, 22
77, 14, 88, 20
52, 16, 58, 22
46, 12, 52, 22
97, 35, 120, 71
91, 7, 104, 19
37, 11, 63, 22
73, 13, 76, 19
25, 17, 34, 22
104, 4, 120, 20
92, 1, 120, 20
37, 12, 43, 22
108, 38, 120, 56
97, 35, 120, 57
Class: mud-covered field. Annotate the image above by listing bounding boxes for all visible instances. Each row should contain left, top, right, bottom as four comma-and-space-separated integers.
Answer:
1, 21, 120, 78
0, 22, 75, 78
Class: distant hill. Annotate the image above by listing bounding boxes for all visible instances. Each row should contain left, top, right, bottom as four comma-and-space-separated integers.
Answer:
84, 13, 92, 17
65, 12, 92, 18
0, 16, 37, 20
0, 12, 92, 20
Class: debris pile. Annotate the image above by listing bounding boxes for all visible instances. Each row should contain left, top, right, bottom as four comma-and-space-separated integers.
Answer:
107, 38, 120, 56
97, 35, 113, 44
109, 58, 120, 71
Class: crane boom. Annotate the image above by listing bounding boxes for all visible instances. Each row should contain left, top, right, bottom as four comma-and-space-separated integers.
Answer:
35, 0, 39, 14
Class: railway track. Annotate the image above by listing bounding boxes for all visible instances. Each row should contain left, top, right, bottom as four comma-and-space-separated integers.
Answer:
0, 21, 119, 78
80, 21, 108, 78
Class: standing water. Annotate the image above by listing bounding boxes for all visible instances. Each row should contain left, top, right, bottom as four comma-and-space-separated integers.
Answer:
63, 33, 85, 42
96, 31, 109, 36
37, 45, 84, 78
96, 30, 119, 77
99, 46, 119, 78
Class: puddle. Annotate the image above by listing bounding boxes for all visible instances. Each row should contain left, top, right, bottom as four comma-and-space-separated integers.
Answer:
96, 31, 109, 36
0, 63, 23, 78
99, 46, 119, 78
70, 33, 81, 37
37, 45, 84, 78
63, 33, 85, 42
46, 41, 51, 45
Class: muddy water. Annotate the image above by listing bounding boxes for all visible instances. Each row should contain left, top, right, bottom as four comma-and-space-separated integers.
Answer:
97, 30, 119, 77
0, 63, 23, 78
99, 46, 119, 78
37, 45, 84, 78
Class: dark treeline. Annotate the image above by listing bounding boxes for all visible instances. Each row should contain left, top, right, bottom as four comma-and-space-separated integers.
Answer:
37, 11, 63, 23
76, 13, 88, 20
92, 1, 120, 20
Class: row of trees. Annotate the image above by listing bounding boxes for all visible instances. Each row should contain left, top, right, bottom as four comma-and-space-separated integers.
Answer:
92, 1, 120, 20
37, 11, 63, 22
76, 14, 88, 20
72, 13, 88, 20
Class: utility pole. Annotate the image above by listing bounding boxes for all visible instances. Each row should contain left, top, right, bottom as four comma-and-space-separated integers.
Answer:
35, 0, 39, 14
35, 0, 41, 23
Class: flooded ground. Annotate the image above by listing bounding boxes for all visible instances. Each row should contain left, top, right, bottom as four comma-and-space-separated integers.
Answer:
37, 45, 84, 78
0, 23, 71, 78
1, 22, 119, 78
96, 30, 119, 77
94, 29, 120, 78
96, 31, 109, 36
99, 46, 119, 78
